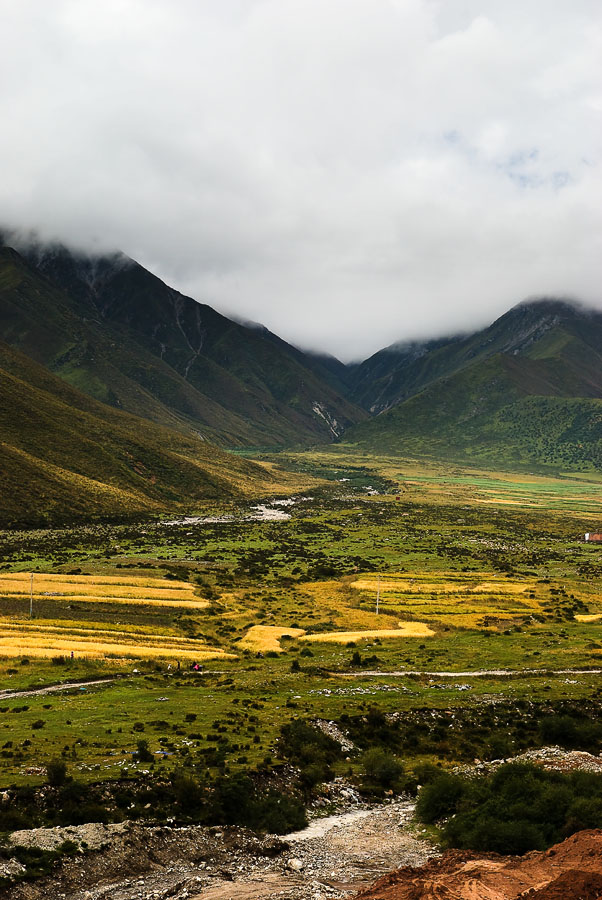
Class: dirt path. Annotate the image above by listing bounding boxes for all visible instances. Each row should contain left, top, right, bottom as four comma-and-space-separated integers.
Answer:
337, 667, 602, 678
0, 677, 116, 700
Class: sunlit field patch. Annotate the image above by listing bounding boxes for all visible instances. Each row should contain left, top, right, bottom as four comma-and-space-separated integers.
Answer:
236, 625, 306, 653
0, 572, 224, 660
300, 623, 434, 643
0, 572, 208, 609
0, 627, 231, 660
349, 572, 549, 628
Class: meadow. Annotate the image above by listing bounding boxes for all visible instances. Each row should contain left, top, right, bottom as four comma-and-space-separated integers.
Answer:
0, 449, 601, 797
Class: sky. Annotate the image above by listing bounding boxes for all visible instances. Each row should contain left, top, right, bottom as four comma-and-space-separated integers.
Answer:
1, 1, 601, 361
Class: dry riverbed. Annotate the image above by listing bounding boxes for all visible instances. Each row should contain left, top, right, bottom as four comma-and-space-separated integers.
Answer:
0, 799, 437, 900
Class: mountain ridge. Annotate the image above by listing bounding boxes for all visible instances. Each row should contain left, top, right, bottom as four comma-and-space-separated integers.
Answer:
2, 228, 602, 487
345, 298, 602, 471
0, 237, 367, 447
0, 338, 297, 526
348, 297, 602, 413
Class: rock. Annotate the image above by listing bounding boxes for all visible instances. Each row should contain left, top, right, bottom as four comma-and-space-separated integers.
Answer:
0, 858, 26, 879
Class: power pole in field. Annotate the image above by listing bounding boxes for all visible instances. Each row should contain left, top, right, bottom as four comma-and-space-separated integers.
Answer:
376, 574, 380, 615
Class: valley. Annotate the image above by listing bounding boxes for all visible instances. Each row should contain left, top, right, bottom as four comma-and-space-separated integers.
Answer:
0, 454, 602, 895
0, 453, 601, 786
1, 237, 602, 896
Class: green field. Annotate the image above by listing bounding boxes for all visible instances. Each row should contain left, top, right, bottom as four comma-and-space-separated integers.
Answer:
1, 450, 602, 809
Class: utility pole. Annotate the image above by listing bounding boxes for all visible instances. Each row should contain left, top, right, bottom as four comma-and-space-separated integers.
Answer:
29, 573, 33, 619
376, 574, 380, 615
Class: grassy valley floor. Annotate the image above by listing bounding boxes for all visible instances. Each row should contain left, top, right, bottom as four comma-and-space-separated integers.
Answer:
0, 450, 601, 811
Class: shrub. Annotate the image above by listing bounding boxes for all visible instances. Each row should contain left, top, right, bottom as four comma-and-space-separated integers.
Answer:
209, 773, 306, 833
413, 762, 442, 785
417, 763, 602, 854
46, 758, 68, 787
134, 739, 153, 763
360, 748, 405, 792
171, 769, 203, 814
416, 773, 467, 824
278, 719, 341, 791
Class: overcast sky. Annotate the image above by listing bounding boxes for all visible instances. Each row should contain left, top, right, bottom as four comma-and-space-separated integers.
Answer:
1, 1, 601, 360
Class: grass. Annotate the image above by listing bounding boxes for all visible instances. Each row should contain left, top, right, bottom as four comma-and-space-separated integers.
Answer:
0, 448, 601, 791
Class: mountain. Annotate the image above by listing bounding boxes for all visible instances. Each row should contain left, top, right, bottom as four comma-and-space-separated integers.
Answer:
345, 299, 602, 470
0, 236, 365, 447
0, 339, 291, 527
349, 299, 602, 413
2, 226, 601, 479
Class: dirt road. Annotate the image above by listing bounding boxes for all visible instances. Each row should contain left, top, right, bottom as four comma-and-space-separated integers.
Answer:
0, 678, 116, 701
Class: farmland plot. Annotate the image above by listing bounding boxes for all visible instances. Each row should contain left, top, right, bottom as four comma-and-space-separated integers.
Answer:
0, 573, 226, 660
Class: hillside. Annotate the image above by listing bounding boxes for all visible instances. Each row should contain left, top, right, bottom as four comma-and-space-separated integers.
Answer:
345, 300, 602, 470
0, 237, 365, 447
2, 229, 601, 479
0, 340, 291, 527
349, 299, 602, 413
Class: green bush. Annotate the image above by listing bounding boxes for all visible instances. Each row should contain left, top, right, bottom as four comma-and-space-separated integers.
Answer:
417, 763, 602, 854
278, 719, 341, 792
539, 715, 602, 752
134, 739, 153, 762
209, 773, 305, 833
360, 748, 405, 793
171, 769, 203, 814
46, 758, 68, 787
416, 772, 466, 824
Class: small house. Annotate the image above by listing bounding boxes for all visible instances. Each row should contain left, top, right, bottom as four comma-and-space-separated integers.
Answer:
584, 533, 602, 543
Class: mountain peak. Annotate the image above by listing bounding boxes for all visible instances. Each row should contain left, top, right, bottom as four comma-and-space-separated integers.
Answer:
510, 295, 593, 320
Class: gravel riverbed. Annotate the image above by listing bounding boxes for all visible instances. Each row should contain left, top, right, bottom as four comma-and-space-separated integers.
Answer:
1, 800, 437, 900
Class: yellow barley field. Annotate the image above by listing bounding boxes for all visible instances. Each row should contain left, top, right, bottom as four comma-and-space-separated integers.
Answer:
0, 573, 226, 660
0, 622, 202, 643
301, 623, 435, 643
0, 624, 232, 660
351, 575, 532, 595
0, 573, 208, 609
236, 625, 306, 653
301, 581, 401, 630
348, 571, 551, 627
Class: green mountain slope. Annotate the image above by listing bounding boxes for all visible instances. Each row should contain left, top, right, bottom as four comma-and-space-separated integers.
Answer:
349, 300, 602, 413
345, 300, 602, 471
0, 239, 365, 446
0, 340, 284, 526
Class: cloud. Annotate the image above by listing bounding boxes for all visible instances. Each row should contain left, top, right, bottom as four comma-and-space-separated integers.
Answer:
0, 0, 600, 360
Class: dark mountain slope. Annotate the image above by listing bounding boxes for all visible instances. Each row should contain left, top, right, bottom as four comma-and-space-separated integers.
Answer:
345, 300, 602, 471
0, 340, 282, 526
0, 239, 365, 446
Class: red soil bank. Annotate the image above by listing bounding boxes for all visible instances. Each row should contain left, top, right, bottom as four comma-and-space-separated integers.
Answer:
354, 829, 602, 900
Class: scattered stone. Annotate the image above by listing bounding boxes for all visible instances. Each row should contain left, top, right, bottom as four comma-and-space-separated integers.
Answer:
313, 720, 356, 753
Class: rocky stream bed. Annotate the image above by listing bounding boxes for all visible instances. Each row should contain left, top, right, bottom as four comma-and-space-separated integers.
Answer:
0, 800, 436, 900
